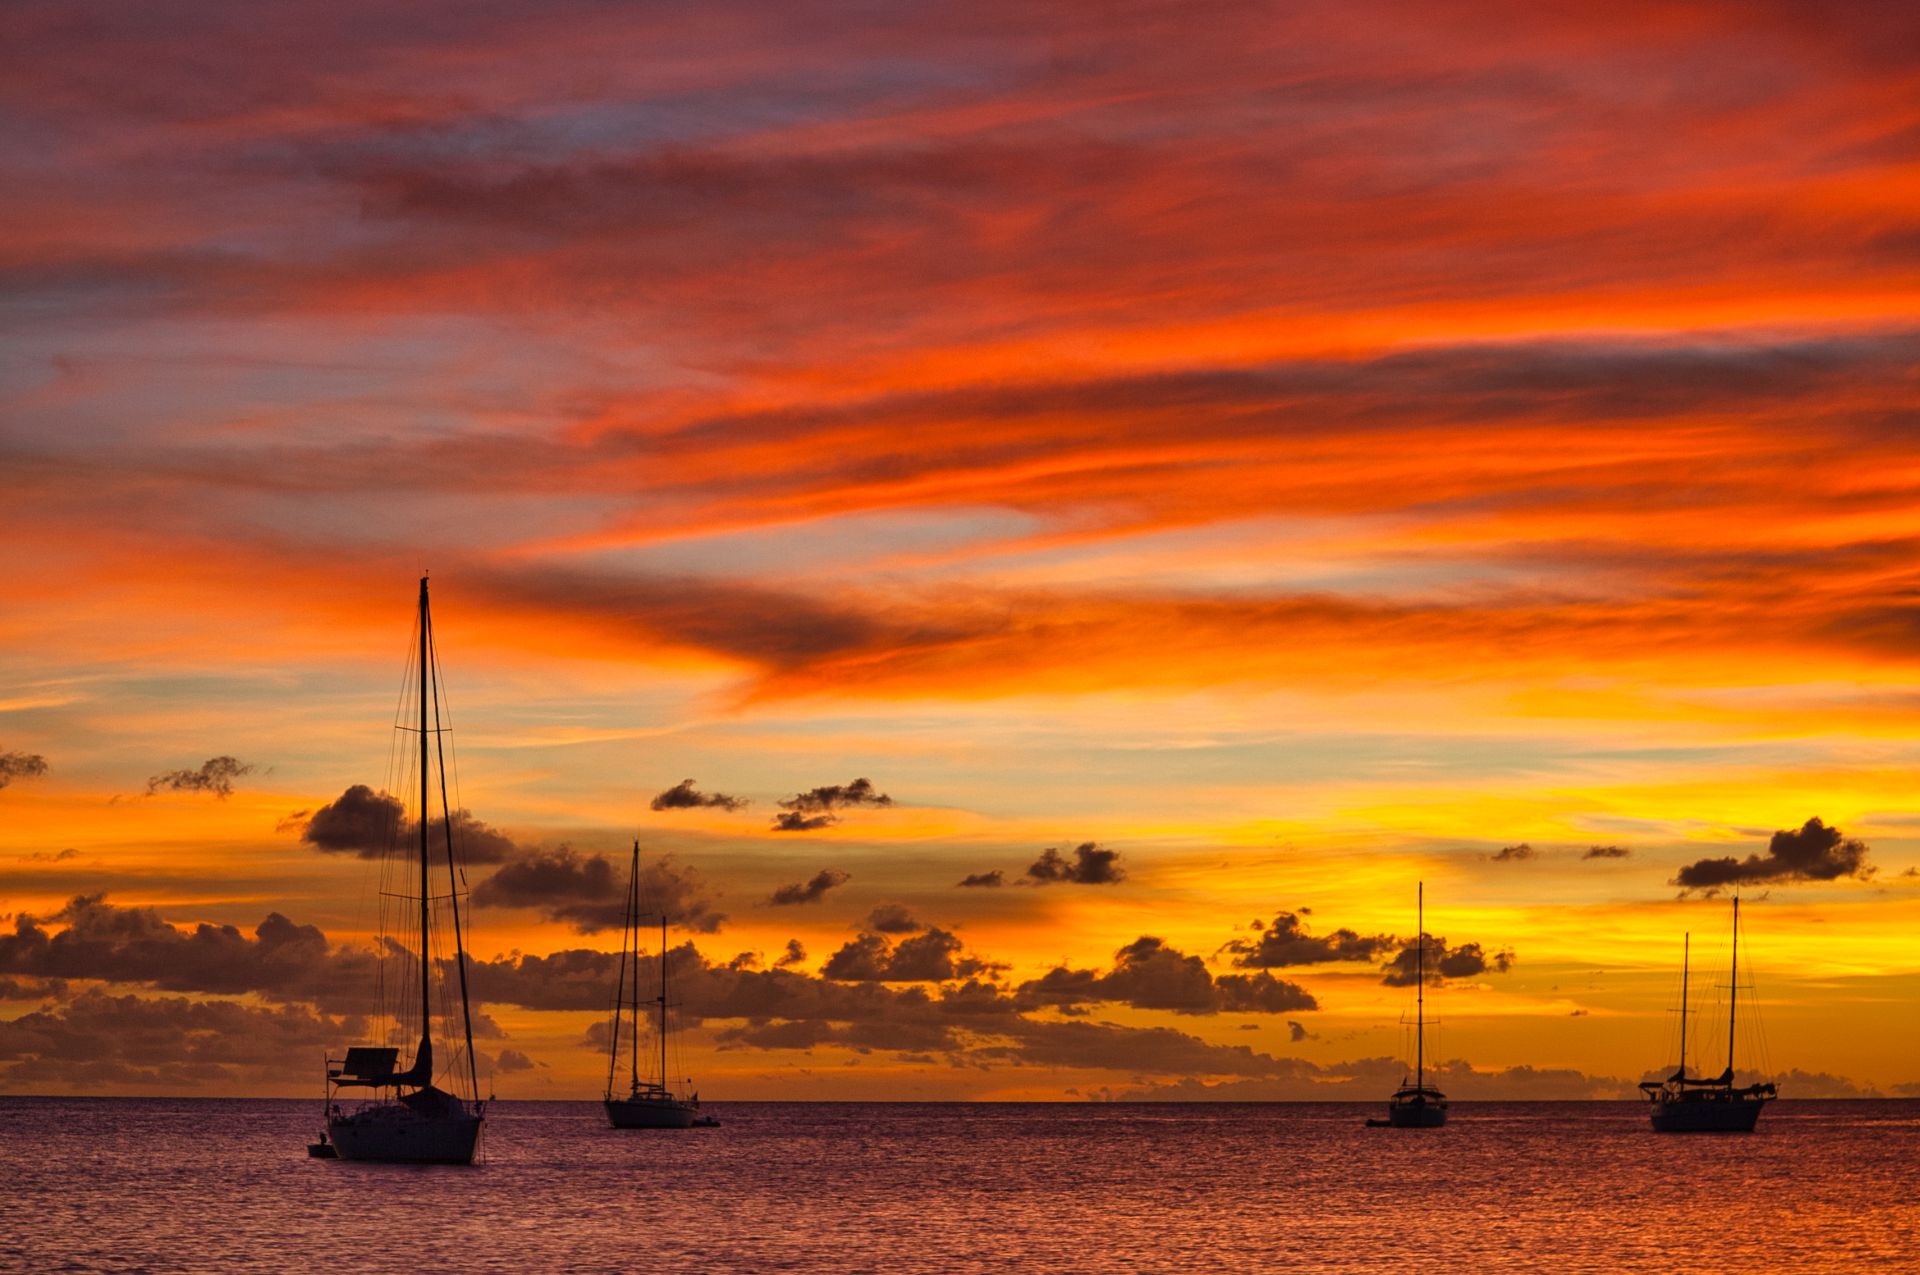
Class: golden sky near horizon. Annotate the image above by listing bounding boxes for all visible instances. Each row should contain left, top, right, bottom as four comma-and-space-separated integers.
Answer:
5, 0, 1920, 1099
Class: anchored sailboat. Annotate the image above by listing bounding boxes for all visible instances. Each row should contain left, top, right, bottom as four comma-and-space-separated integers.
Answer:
311, 576, 486, 1164
1638, 896, 1776, 1133
604, 840, 712, 1129
1371, 882, 1447, 1128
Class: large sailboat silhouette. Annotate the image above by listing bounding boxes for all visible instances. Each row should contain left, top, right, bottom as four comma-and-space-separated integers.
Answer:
1370, 882, 1448, 1128
603, 840, 712, 1129
1639, 895, 1776, 1132
311, 576, 486, 1164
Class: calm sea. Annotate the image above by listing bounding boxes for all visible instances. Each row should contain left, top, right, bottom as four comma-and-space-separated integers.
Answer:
2, 1099, 1914, 1272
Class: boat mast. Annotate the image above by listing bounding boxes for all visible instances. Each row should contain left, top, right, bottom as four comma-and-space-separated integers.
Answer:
658, 911, 669, 1095
1679, 932, 1689, 1080
417, 575, 432, 1082
1416, 881, 1424, 1090
1726, 895, 1739, 1087
629, 842, 641, 1093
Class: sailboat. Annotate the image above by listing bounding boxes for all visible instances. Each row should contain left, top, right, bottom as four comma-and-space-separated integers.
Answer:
1638, 896, 1776, 1132
1370, 882, 1448, 1128
604, 840, 713, 1129
310, 576, 486, 1164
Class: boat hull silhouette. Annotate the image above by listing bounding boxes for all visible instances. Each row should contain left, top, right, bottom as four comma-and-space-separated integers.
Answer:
329, 1100, 484, 1163
605, 1094, 702, 1129
1646, 1090, 1770, 1133
1383, 1085, 1448, 1128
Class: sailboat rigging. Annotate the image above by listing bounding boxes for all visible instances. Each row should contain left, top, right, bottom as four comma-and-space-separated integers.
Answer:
604, 840, 714, 1129
1638, 895, 1776, 1132
310, 576, 486, 1164
1370, 881, 1448, 1128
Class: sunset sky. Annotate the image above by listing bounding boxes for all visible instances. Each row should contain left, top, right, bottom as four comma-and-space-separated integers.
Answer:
5, 0, 1920, 1100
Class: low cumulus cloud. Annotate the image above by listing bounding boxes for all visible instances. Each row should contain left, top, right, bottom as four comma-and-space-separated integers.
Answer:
782, 777, 892, 815
298, 784, 521, 864
1222, 910, 1397, 969
770, 777, 891, 830
1490, 843, 1535, 863
0, 752, 49, 790
0, 895, 1553, 1093
1583, 845, 1631, 860
21, 848, 79, 863
470, 847, 724, 933
768, 868, 850, 906
1124, 1058, 1640, 1102
492, 1048, 535, 1074
1380, 937, 1514, 987
299, 785, 402, 853
0, 893, 374, 1012
1673, 817, 1872, 894
145, 756, 253, 800
649, 779, 746, 812
1025, 843, 1125, 885
0, 989, 365, 1091
2, 893, 633, 1023
865, 904, 924, 934
771, 811, 835, 832
957, 870, 1004, 888
1223, 908, 1514, 987
774, 939, 807, 969
0, 974, 68, 1001
821, 928, 998, 982
1016, 936, 1316, 1016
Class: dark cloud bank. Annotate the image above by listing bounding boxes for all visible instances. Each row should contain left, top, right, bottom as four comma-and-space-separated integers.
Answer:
470, 846, 725, 933
1222, 909, 1511, 987
1016, 937, 1315, 1016
0, 893, 1516, 1092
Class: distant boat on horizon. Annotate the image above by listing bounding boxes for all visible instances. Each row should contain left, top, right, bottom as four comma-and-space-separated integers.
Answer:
1369, 881, 1448, 1129
1638, 895, 1776, 1133
311, 575, 486, 1164
604, 839, 715, 1130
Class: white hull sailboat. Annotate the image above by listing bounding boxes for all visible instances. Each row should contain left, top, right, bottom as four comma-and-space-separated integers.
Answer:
1639, 896, 1775, 1133
603, 840, 713, 1130
606, 1092, 702, 1130
311, 576, 487, 1165
1370, 882, 1448, 1129
328, 1084, 484, 1163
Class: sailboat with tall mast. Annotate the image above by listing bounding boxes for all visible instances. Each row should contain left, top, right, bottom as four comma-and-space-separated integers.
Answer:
1638, 895, 1776, 1132
604, 840, 710, 1129
1371, 882, 1448, 1128
311, 576, 486, 1164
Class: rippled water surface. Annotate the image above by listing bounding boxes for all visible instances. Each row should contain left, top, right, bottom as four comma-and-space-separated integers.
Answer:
4, 1099, 1917, 1272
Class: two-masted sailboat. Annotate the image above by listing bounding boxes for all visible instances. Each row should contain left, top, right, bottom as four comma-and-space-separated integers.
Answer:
1639, 895, 1776, 1132
603, 840, 713, 1129
1370, 882, 1448, 1128
310, 576, 486, 1164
